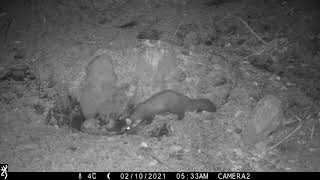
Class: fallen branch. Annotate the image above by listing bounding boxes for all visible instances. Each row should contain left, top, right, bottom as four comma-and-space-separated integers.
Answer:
310, 125, 315, 139
174, 23, 182, 36
215, 14, 267, 45
265, 115, 303, 152
266, 122, 302, 152
235, 16, 267, 45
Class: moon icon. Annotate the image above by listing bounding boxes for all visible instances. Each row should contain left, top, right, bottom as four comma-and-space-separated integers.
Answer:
107, 172, 110, 180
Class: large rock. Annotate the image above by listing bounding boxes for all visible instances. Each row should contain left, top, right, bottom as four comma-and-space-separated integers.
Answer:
79, 54, 117, 119
242, 95, 283, 146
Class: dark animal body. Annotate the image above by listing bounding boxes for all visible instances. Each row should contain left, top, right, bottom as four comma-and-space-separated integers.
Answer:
126, 90, 216, 130
68, 95, 86, 132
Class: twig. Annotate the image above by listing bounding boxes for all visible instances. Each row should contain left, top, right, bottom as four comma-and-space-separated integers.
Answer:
215, 14, 267, 44
265, 115, 303, 152
147, 149, 177, 171
295, 114, 303, 122
242, 38, 281, 60
242, 47, 267, 60
235, 16, 267, 45
177, 54, 209, 66
88, 0, 104, 16
266, 122, 302, 152
310, 125, 315, 139
269, 119, 300, 135
174, 23, 182, 36
216, 14, 231, 25
232, 38, 254, 51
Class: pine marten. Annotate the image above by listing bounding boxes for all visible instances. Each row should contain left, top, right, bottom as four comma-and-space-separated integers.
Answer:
124, 90, 216, 131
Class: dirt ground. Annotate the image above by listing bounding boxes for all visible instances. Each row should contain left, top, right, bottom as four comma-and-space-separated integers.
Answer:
0, 0, 320, 172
